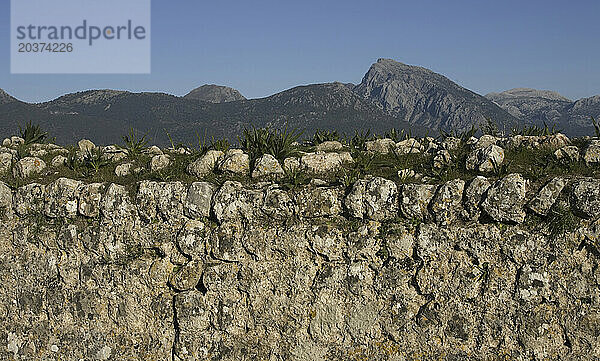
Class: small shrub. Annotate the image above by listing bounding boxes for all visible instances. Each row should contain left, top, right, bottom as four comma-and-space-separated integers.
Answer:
210, 136, 230, 153
511, 122, 561, 137
239, 126, 302, 163
439, 124, 477, 142
122, 128, 149, 156
312, 129, 340, 145
385, 128, 411, 142
347, 129, 373, 150
19, 121, 48, 145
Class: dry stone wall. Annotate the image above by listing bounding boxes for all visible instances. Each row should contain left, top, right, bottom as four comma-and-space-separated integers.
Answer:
1, 134, 600, 360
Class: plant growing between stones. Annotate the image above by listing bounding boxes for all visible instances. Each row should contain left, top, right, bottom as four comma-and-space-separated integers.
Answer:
312, 129, 340, 145
511, 122, 561, 137
122, 127, 149, 156
239, 126, 302, 163
19, 121, 48, 146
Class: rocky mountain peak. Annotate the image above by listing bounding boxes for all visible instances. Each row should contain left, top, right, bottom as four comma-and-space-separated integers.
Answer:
184, 84, 246, 103
354, 59, 516, 132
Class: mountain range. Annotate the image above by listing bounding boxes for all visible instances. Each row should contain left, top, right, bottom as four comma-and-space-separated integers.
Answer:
1, 59, 599, 146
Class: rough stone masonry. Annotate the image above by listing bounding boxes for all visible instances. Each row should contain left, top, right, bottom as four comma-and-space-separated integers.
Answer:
1, 136, 600, 360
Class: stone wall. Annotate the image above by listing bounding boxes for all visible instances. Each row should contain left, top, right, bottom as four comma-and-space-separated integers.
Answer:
1, 170, 600, 360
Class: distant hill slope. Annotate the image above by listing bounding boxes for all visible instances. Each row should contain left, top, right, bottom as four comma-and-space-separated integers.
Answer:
354, 59, 518, 133
0, 84, 424, 146
184, 85, 246, 103
486, 88, 600, 136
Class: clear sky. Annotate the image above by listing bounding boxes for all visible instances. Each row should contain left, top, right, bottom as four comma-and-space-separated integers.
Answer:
1, 0, 600, 103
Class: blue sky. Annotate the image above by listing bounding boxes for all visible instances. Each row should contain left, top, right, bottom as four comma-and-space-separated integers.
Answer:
1, 0, 600, 103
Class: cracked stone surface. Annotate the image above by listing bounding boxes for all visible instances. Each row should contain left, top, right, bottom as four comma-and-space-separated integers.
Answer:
1, 176, 600, 360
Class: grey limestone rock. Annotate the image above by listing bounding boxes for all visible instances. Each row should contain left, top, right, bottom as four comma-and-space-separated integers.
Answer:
481, 173, 526, 223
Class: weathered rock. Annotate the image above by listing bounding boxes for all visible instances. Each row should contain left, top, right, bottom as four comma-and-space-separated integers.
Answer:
395, 139, 422, 154
187, 150, 224, 177
102, 145, 128, 162
315, 140, 343, 152
184, 182, 216, 219
218, 149, 250, 175
115, 163, 133, 177
9, 136, 25, 147
583, 140, 600, 165
400, 184, 437, 220
0, 152, 12, 174
100, 183, 137, 222
150, 154, 170, 172
473, 134, 497, 149
430, 179, 465, 225
344, 177, 398, 221
441, 137, 461, 150
465, 144, 504, 172
78, 183, 106, 217
51, 155, 67, 167
571, 178, 600, 219
433, 149, 452, 169
481, 173, 526, 223
13, 183, 45, 216
528, 177, 567, 216
0, 181, 12, 217
462, 176, 490, 221
554, 145, 580, 163
137, 181, 186, 222
252, 154, 285, 179
365, 138, 395, 154
294, 186, 344, 218
345, 177, 398, 221
145, 145, 163, 156
44, 178, 83, 218
300, 152, 351, 174
170, 260, 204, 291
78, 139, 96, 153
12, 157, 46, 178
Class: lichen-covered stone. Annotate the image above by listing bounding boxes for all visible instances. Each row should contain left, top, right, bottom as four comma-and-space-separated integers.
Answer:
395, 138, 422, 154
78, 139, 96, 153
0, 181, 12, 217
300, 152, 350, 174
283, 157, 300, 173
528, 177, 567, 216
345, 177, 398, 221
430, 179, 465, 225
554, 145, 580, 163
78, 183, 106, 218
12, 157, 46, 178
187, 150, 224, 177
0, 153, 12, 174
44, 178, 83, 218
252, 154, 285, 179
365, 138, 395, 154
218, 149, 250, 175
184, 182, 215, 219
584, 140, 600, 165
400, 184, 437, 220
441, 136, 461, 150
315, 140, 344, 152
13, 183, 45, 216
481, 173, 526, 223
150, 154, 170, 172
432, 149, 452, 169
462, 176, 490, 221
115, 162, 133, 177
465, 144, 504, 172
294, 186, 343, 218
571, 178, 600, 219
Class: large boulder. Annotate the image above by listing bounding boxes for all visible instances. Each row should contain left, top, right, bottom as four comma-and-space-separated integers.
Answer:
12, 157, 46, 178
527, 177, 567, 216
570, 178, 600, 219
399, 184, 437, 220
187, 150, 224, 177
481, 173, 526, 223
345, 177, 399, 221
430, 179, 465, 225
